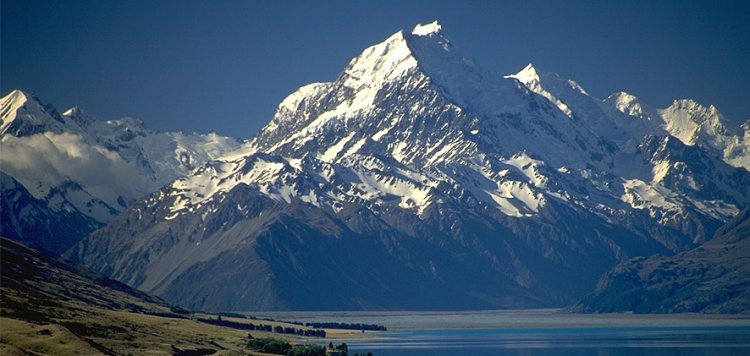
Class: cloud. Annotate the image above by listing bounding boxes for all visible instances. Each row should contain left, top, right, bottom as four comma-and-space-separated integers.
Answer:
0, 132, 152, 206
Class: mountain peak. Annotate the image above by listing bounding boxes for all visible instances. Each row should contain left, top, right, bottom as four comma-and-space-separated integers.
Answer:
411, 20, 442, 36
2, 89, 30, 105
609, 91, 637, 103
62, 106, 83, 117
661, 98, 726, 128
63, 106, 96, 129
606, 91, 645, 115
1, 89, 62, 136
1, 89, 32, 118
510, 63, 540, 85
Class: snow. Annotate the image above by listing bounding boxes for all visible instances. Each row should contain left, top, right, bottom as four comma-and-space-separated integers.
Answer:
660, 100, 705, 145
320, 131, 355, 162
412, 21, 442, 36
507, 64, 573, 118
610, 91, 645, 117
1, 89, 78, 136
5, 19, 748, 239
218, 22, 747, 225
0, 90, 28, 131
652, 161, 671, 183
278, 82, 330, 114
510, 63, 540, 84
600, 92, 748, 170
406, 28, 527, 118
262, 31, 420, 155
371, 126, 392, 142
163, 149, 452, 218
482, 180, 546, 217
392, 141, 410, 163
353, 168, 434, 213
502, 153, 548, 188
621, 179, 681, 215
426, 140, 462, 165
167, 155, 289, 214
0, 132, 146, 206
344, 137, 368, 157
0, 91, 241, 223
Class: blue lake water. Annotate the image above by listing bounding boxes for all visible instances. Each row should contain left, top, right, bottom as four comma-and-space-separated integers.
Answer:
249, 310, 750, 355
340, 326, 750, 355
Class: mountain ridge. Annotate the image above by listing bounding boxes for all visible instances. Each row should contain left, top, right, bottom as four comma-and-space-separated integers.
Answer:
0, 90, 243, 252
512, 64, 750, 169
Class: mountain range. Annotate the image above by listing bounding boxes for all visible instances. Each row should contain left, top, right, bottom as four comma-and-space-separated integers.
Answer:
0, 90, 243, 253
3, 21, 749, 311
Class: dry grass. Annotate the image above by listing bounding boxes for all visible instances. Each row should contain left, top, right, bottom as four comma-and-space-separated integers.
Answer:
0, 289, 320, 355
0, 238, 362, 355
0, 317, 101, 355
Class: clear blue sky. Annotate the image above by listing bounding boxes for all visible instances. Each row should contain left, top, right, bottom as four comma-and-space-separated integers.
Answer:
3, 0, 749, 138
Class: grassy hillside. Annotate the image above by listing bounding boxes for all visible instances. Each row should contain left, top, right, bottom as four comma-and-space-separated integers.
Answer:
0, 237, 329, 355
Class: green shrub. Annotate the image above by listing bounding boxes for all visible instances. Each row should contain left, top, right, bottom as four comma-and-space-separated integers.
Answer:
247, 337, 291, 354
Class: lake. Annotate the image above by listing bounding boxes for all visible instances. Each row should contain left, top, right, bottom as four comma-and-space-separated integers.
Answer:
249, 309, 750, 355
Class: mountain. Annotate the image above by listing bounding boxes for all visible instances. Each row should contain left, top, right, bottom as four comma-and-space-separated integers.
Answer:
0, 237, 264, 354
0, 172, 100, 253
68, 21, 750, 311
573, 206, 750, 313
0, 90, 244, 253
509, 64, 750, 168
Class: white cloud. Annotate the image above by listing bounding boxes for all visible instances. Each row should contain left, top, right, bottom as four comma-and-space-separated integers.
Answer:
0, 132, 151, 207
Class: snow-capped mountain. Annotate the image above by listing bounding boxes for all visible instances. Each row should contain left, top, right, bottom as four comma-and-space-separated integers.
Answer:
509, 63, 750, 168
69, 22, 750, 311
1, 172, 101, 253
0, 90, 243, 252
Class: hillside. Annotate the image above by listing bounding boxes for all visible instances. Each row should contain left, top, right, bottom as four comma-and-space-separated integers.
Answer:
1, 237, 272, 354
573, 207, 750, 313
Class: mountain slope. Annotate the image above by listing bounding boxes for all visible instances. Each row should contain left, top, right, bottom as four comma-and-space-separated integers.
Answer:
72, 169, 668, 310
0, 90, 243, 253
69, 22, 750, 311
0, 172, 101, 253
573, 207, 750, 313
0, 237, 277, 354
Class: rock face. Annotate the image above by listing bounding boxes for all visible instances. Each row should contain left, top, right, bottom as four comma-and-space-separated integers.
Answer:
0, 90, 243, 253
573, 207, 750, 313
67, 22, 750, 311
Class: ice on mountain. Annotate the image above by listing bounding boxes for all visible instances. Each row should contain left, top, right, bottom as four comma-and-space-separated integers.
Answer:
411, 21, 442, 36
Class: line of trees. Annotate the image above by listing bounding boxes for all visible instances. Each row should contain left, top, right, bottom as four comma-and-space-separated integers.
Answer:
274, 325, 326, 337
305, 322, 387, 331
196, 318, 326, 337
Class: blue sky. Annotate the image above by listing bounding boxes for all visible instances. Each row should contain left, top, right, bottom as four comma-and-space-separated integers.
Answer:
3, 0, 749, 138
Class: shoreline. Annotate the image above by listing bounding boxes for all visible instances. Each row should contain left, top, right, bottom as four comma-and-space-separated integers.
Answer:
246, 309, 750, 332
